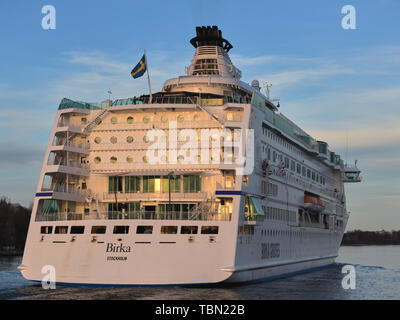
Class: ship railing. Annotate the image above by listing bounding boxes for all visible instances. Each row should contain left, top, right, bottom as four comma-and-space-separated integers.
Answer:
52, 140, 89, 149
223, 114, 243, 122
215, 181, 236, 190
90, 120, 221, 132
56, 120, 82, 130
110, 95, 251, 107
47, 158, 89, 169
36, 210, 231, 221
285, 173, 339, 199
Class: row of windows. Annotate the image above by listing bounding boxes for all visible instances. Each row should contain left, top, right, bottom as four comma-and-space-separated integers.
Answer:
239, 226, 304, 238
40, 225, 218, 235
93, 154, 219, 164
262, 128, 327, 185
94, 132, 227, 145
262, 206, 297, 223
265, 146, 326, 186
262, 127, 304, 157
261, 182, 278, 197
108, 175, 202, 193
105, 114, 204, 125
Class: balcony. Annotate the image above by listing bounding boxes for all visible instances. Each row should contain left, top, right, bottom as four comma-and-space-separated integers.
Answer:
51, 140, 89, 154
46, 159, 89, 176
55, 121, 84, 134
41, 185, 87, 202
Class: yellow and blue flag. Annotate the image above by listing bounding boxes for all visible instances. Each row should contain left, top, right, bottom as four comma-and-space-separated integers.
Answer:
131, 54, 147, 79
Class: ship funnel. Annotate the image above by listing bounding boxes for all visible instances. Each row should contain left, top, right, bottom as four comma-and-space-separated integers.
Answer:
186, 26, 241, 79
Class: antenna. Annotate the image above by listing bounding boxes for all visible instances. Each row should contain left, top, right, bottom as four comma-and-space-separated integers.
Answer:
263, 82, 280, 104
264, 82, 272, 99
107, 88, 112, 107
345, 127, 349, 165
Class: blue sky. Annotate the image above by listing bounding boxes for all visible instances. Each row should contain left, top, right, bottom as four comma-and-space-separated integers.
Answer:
0, 0, 399, 230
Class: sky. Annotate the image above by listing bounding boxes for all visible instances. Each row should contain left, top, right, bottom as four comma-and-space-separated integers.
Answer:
0, 0, 399, 231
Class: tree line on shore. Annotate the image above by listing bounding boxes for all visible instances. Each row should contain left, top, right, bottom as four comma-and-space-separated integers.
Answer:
341, 229, 400, 245
0, 195, 399, 254
0, 197, 31, 255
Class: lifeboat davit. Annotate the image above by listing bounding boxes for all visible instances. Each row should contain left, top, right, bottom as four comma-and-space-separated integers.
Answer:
304, 195, 324, 212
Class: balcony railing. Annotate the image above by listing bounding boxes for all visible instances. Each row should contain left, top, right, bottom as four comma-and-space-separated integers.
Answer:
52, 140, 89, 149
36, 210, 231, 222
47, 159, 89, 169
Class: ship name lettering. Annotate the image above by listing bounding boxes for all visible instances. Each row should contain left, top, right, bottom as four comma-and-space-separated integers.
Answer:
106, 243, 131, 253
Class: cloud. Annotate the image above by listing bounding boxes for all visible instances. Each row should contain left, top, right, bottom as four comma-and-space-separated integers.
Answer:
0, 142, 45, 166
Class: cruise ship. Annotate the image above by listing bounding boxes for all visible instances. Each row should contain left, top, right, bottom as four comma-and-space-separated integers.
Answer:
19, 26, 361, 285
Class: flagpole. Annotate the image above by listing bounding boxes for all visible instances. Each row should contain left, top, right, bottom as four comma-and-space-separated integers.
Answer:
144, 48, 152, 102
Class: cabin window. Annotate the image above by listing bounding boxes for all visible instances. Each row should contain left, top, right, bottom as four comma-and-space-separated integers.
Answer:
161, 226, 178, 234
110, 136, 117, 144
109, 176, 122, 193
201, 226, 219, 234
126, 136, 134, 143
136, 226, 153, 234
94, 137, 101, 144
91, 226, 106, 234
181, 226, 198, 234
143, 116, 150, 123
70, 226, 85, 234
40, 226, 53, 234
113, 226, 129, 234
126, 156, 133, 163
111, 117, 117, 124
55, 226, 68, 234
94, 156, 101, 164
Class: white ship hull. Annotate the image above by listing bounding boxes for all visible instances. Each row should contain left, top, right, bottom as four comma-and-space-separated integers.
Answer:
20, 26, 358, 286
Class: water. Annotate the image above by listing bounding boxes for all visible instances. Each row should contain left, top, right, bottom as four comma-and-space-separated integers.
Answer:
0, 246, 399, 300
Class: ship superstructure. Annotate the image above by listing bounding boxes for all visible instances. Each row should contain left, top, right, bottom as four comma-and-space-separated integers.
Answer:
19, 26, 361, 285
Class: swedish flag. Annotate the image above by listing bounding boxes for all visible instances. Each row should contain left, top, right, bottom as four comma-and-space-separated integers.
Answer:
131, 54, 147, 79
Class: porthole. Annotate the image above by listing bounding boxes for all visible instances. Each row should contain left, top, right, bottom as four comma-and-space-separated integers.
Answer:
127, 116, 134, 124
177, 115, 184, 122
177, 155, 184, 162
143, 155, 148, 163
193, 114, 201, 121
126, 136, 134, 143
94, 157, 101, 164
143, 135, 149, 143
110, 156, 117, 163
110, 136, 117, 144
143, 116, 150, 123
161, 115, 168, 123
94, 137, 101, 144
126, 156, 133, 163
111, 117, 117, 124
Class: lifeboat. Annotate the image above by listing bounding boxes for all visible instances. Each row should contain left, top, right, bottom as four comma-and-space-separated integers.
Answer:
304, 195, 324, 212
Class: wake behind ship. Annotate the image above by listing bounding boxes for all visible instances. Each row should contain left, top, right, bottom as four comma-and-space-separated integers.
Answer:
19, 26, 361, 285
